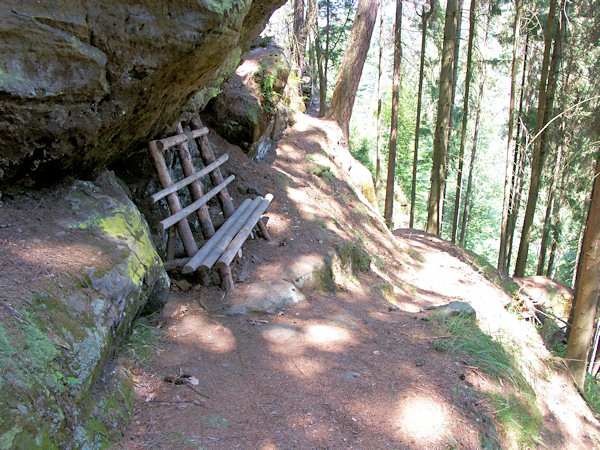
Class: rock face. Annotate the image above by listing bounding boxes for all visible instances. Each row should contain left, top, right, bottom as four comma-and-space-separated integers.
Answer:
202, 44, 291, 158
0, 171, 168, 447
0, 0, 285, 187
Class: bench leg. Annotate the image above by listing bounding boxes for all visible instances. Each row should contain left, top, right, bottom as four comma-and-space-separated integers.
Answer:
199, 268, 210, 286
219, 266, 235, 292
257, 219, 270, 241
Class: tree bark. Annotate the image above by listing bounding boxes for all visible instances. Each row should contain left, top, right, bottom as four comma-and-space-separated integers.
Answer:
410, 0, 436, 229
384, 0, 403, 228
451, 0, 477, 243
440, 0, 463, 231
505, 33, 531, 272
498, 0, 524, 271
375, 5, 385, 196
459, 74, 484, 247
293, 0, 305, 78
513, 0, 558, 278
566, 151, 600, 390
426, 0, 459, 235
326, 0, 380, 136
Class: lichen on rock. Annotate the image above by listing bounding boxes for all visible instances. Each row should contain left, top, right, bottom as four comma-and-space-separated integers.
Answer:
0, 171, 168, 447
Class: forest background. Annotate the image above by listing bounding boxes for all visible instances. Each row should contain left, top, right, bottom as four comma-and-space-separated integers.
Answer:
265, 0, 599, 391
267, 0, 598, 288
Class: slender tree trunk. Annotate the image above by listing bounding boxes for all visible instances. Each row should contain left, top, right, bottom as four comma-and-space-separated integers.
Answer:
498, 0, 524, 271
513, 0, 558, 278
375, 5, 385, 196
459, 75, 484, 247
451, 0, 477, 243
426, 0, 459, 235
410, 0, 436, 228
537, 144, 563, 274
505, 34, 531, 271
318, 0, 331, 117
440, 0, 463, 231
566, 151, 600, 390
384, 0, 403, 228
546, 168, 567, 276
293, 0, 305, 79
326, 0, 380, 137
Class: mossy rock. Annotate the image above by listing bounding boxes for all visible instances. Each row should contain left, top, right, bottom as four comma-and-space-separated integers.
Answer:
0, 171, 168, 447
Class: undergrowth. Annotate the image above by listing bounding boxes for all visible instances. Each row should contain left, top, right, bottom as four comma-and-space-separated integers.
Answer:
584, 375, 600, 415
433, 313, 543, 448
121, 315, 163, 367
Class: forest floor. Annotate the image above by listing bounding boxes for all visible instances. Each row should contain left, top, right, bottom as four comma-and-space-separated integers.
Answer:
115, 111, 600, 449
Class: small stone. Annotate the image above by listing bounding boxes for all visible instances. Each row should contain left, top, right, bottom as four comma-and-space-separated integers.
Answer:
388, 305, 400, 311
341, 371, 361, 379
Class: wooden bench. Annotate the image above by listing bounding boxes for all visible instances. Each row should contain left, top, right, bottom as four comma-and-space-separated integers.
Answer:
147, 114, 272, 291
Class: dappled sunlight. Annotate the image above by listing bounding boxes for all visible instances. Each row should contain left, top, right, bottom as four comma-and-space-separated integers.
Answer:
394, 393, 451, 443
277, 356, 327, 379
303, 323, 355, 351
172, 314, 237, 353
10, 240, 115, 274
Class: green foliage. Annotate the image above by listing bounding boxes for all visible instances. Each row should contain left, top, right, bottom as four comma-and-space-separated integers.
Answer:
121, 316, 163, 367
309, 164, 335, 181
337, 237, 371, 274
432, 312, 544, 447
434, 313, 524, 386
584, 375, 600, 416
489, 393, 543, 448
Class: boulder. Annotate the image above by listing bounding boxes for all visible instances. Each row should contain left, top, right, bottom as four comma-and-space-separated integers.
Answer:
0, 0, 286, 187
422, 301, 476, 319
225, 280, 305, 315
202, 44, 291, 156
515, 276, 573, 322
0, 171, 168, 447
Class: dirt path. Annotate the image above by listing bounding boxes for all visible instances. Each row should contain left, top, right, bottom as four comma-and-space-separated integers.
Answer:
116, 113, 600, 449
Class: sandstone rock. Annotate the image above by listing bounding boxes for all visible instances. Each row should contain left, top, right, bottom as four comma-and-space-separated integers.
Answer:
225, 280, 306, 315
284, 254, 326, 291
202, 44, 290, 154
0, 0, 286, 187
0, 171, 168, 447
422, 301, 476, 319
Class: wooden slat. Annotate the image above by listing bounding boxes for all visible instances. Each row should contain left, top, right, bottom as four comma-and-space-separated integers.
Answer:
148, 140, 198, 256
160, 175, 235, 230
153, 127, 208, 151
182, 199, 254, 274
151, 154, 228, 203
184, 198, 262, 273
190, 115, 236, 218
176, 122, 217, 240
164, 257, 190, 271
216, 194, 273, 269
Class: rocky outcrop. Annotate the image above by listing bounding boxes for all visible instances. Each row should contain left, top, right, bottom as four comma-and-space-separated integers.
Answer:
201, 44, 291, 159
0, 0, 285, 187
0, 171, 168, 447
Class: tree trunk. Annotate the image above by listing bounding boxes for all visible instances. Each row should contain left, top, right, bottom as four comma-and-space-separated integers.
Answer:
513, 0, 558, 278
325, 0, 380, 137
440, 0, 463, 231
451, 0, 477, 243
411, 0, 436, 229
375, 5, 385, 196
505, 33, 531, 272
293, 0, 305, 79
566, 151, 600, 390
459, 74, 484, 247
318, 0, 331, 117
426, 0, 459, 235
498, 0, 524, 271
384, 0, 403, 228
